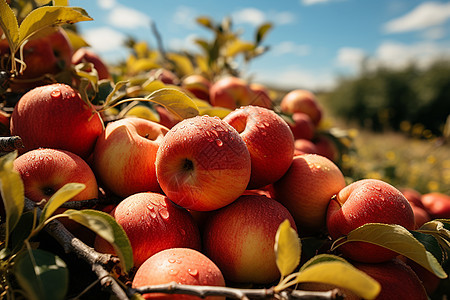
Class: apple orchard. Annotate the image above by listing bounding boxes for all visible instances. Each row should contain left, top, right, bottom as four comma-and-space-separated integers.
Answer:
0, 1, 450, 300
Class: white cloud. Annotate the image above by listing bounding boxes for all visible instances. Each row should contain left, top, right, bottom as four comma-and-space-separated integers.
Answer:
107, 5, 152, 29
335, 47, 366, 70
421, 27, 446, 40
97, 0, 116, 10
383, 2, 450, 33
233, 8, 266, 26
272, 11, 296, 25
301, 0, 330, 5
172, 6, 197, 30
272, 41, 310, 56
82, 27, 126, 54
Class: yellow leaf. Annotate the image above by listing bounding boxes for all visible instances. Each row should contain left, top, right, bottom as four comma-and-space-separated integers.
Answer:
142, 79, 166, 93
192, 98, 211, 109
0, 0, 20, 52
199, 106, 232, 119
225, 40, 255, 57
134, 41, 149, 58
195, 55, 209, 74
295, 261, 381, 300
167, 53, 194, 77
125, 105, 160, 123
274, 219, 301, 277
129, 58, 160, 74
64, 29, 89, 51
146, 88, 199, 120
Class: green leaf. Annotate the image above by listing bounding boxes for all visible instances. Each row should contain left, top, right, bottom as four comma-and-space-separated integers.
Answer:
0, 151, 24, 248
274, 219, 301, 277
62, 209, 133, 272
295, 257, 381, 300
341, 223, 447, 279
39, 183, 85, 225
0, 0, 20, 52
13, 249, 69, 300
8, 211, 35, 254
255, 22, 272, 45
18, 6, 92, 45
410, 231, 444, 264
299, 253, 349, 272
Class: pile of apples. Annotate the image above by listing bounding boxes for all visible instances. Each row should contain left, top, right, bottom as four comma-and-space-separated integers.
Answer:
4, 33, 449, 298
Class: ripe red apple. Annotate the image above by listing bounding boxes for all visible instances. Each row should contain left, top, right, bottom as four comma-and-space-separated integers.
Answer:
203, 194, 297, 284
273, 154, 346, 235
421, 192, 450, 219
132, 248, 225, 300
209, 76, 252, 110
10, 83, 104, 159
280, 89, 322, 126
93, 117, 169, 198
404, 258, 441, 296
181, 74, 211, 102
352, 258, 428, 300
1, 28, 73, 92
71, 47, 110, 80
314, 134, 338, 162
288, 112, 316, 140
155, 115, 251, 211
223, 105, 295, 189
148, 68, 180, 85
411, 205, 431, 229
155, 105, 180, 129
248, 83, 272, 109
400, 187, 426, 210
327, 179, 415, 263
294, 139, 318, 156
94, 192, 201, 268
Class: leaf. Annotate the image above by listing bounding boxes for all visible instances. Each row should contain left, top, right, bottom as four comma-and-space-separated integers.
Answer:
142, 79, 166, 93
62, 209, 134, 272
8, 211, 35, 254
0, 0, 19, 51
410, 231, 444, 264
166, 53, 194, 77
13, 249, 69, 300
39, 183, 85, 224
145, 88, 199, 120
0, 151, 24, 248
196, 16, 214, 30
341, 223, 447, 279
52, 0, 69, 6
295, 257, 381, 300
299, 253, 349, 272
274, 219, 301, 277
18, 6, 92, 46
255, 22, 273, 45
225, 39, 255, 58
64, 29, 90, 50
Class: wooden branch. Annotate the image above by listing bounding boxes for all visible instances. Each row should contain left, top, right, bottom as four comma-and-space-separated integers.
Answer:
0, 136, 23, 152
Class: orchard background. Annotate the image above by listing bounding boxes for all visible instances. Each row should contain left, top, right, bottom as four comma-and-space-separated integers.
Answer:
0, 1, 450, 300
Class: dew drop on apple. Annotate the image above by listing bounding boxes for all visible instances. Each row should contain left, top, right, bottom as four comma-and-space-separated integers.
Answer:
176, 259, 182, 264
51, 89, 61, 99
215, 139, 223, 147
168, 258, 176, 263
188, 268, 198, 277
159, 208, 169, 220
168, 269, 179, 276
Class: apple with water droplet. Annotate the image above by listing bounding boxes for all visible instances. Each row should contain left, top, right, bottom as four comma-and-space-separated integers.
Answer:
209, 76, 253, 109
280, 89, 322, 126
155, 115, 251, 211
94, 192, 201, 268
132, 248, 225, 300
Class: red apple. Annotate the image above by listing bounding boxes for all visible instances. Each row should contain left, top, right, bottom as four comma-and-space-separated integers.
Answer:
294, 139, 318, 156
132, 248, 225, 300
405, 258, 441, 296
209, 76, 252, 110
273, 154, 346, 235
10, 83, 104, 159
223, 105, 295, 189
155, 105, 180, 129
288, 112, 316, 140
203, 194, 297, 284
72, 47, 110, 80
181, 74, 211, 102
280, 89, 322, 126
93, 117, 169, 198
248, 83, 273, 109
411, 205, 431, 229
400, 187, 426, 210
155, 115, 251, 211
421, 192, 450, 219
352, 258, 428, 300
94, 192, 201, 268
327, 179, 415, 263
314, 134, 338, 162
148, 68, 180, 85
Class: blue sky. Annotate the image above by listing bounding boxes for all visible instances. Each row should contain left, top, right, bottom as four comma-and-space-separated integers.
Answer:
69, 0, 450, 91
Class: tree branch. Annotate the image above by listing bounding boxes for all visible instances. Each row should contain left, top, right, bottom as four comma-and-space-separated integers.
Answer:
0, 136, 23, 153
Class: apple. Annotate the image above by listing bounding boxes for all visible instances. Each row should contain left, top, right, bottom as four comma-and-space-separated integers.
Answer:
209, 76, 252, 110
248, 83, 272, 109
181, 74, 211, 102
10, 83, 104, 159
404, 258, 441, 296
411, 205, 431, 229
352, 258, 428, 300
93, 117, 169, 198
71, 47, 110, 80
294, 139, 318, 156
287, 112, 315, 140
94, 192, 201, 268
420, 192, 450, 219
223, 105, 295, 189
132, 248, 225, 300
273, 154, 346, 235
203, 194, 297, 284
148, 68, 180, 85
400, 187, 426, 210
314, 134, 338, 163
280, 89, 322, 126
155, 105, 180, 129
327, 179, 415, 263
155, 115, 251, 211
1, 28, 73, 92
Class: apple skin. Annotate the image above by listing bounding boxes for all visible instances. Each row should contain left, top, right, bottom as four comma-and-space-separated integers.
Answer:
280, 89, 322, 126
420, 192, 450, 219
400, 187, 426, 210
209, 76, 252, 110
10, 83, 104, 159
326, 179, 415, 263
93, 117, 169, 198
314, 134, 338, 163
223, 105, 295, 189
288, 112, 316, 140
155, 115, 251, 211
294, 139, 318, 156
71, 47, 110, 80
248, 83, 273, 109
181, 74, 211, 102
155, 105, 180, 129
148, 68, 180, 85
273, 154, 346, 235
352, 258, 428, 300
94, 192, 201, 268
203, 194, 297, 284
132, 248, 226, 300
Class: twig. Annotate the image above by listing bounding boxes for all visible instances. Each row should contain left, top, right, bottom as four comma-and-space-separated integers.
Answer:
0, 136, 23, 152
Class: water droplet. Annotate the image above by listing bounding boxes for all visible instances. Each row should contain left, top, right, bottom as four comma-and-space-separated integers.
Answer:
176, 259, 182, 264
263, 122, 270, 127
215, 139, 223, 147
211, 129, 219, 137
168, 259, 176, 263
168, 269, 179, 276
178, 228, 186, 236
188, 268, 198, 277
51, 89, 61, 99
159, 208, 169, 219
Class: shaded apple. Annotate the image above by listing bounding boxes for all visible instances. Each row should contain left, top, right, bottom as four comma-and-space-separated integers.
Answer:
280, 89, 322, 126
421, 192, 450, 219
209, 76, 252, 109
